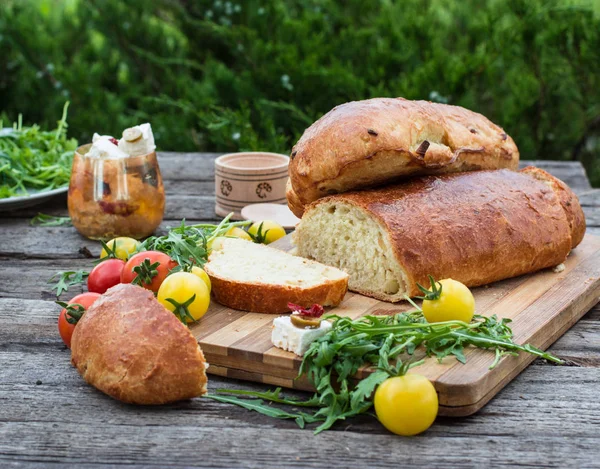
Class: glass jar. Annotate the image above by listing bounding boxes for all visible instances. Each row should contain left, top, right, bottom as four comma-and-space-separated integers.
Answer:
68, 144, 165, 240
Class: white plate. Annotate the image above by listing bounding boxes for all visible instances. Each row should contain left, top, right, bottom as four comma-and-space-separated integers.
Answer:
241, 203, 300, 229
0, 186, 69, 211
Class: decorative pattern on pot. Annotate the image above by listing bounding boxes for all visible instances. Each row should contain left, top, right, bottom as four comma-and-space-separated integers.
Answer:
256, 182, 272, 199
221, 180, 233, 196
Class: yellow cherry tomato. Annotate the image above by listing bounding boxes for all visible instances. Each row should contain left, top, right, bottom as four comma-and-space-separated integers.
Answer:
191, 266, 211, 292
421, 278, 475, 324
225, 226, 252, 241
248, 220, 286, 244
101, 237, 140, 260
374, 374, 439, 436
157, 272, 210, 323
207, 236, 226, 252
207, 226, 252, 251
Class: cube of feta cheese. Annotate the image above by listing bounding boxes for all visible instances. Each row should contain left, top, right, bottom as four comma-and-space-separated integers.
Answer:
118, 123, 156, 156
271, 316, 332, 356
92, 133, 115, 143
87, 138, 129, 159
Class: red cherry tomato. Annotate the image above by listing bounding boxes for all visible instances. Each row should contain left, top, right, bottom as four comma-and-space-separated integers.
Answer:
58, 292, 101, 348
87, 258, 126, 294
120, 251, 178, 292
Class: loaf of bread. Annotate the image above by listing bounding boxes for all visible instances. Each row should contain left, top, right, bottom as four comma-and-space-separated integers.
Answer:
204, 238, 348, 313
71, 283, 208, 404
288, 98, 519, 213
293, 168, 585, 302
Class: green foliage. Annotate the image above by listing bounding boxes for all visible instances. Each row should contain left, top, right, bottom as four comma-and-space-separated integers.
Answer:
1, 0, 599, 182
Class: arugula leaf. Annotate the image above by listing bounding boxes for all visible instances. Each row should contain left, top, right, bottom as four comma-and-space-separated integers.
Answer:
214, 387, 321, 407
205, 394, 319, 428
349, 370, 388, 411
48, 270, 89, 297
30, 213, 72, 227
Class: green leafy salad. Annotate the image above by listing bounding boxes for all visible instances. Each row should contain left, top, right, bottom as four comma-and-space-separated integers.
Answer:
0, 102, 78, 199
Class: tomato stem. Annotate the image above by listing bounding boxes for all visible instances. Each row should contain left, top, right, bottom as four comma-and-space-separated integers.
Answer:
247, 221, 270, 244
132, 258, 160, 287
165, 294, 197, 324
56, 301, 86, 325
97, 239, 119, 263
415, 275, 443, 301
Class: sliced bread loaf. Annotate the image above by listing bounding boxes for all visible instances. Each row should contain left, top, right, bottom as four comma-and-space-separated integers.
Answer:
293, 169, 584, 302
204, 238, 348, 313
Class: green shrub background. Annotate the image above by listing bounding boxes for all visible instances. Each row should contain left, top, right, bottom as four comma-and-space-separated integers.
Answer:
1, 0, 599, 183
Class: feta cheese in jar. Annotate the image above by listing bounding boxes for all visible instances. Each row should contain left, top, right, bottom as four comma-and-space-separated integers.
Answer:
118, 123, 156, 157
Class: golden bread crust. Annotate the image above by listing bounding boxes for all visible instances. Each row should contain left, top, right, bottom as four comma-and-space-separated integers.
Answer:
520, 166, 586, 249
286, 178, 305, 218
71, 284, 208, 404
205, 267, 348, 314
306, 169, 584, 298
289, 98, 519, 205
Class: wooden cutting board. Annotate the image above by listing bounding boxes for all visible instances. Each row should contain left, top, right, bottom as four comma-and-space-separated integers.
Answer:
190, 233, 600, 416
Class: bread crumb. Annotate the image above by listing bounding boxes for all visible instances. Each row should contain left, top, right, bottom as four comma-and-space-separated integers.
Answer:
552, 263, 565, 273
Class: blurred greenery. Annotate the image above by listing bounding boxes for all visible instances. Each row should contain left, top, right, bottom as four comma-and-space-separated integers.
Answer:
1, 0, 599, 183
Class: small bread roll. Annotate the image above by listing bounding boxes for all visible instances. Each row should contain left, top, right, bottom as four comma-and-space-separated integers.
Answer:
71, 284, 208, 404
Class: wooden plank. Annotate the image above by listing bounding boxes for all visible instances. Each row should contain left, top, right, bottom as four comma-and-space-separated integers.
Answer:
0, 218, 221, 259
157, 151, 220, 181
1, 254, 599, 365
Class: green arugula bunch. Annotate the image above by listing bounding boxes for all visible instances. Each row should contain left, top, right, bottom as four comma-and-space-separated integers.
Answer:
209, 309, 561, 434
0, 102, 78, 198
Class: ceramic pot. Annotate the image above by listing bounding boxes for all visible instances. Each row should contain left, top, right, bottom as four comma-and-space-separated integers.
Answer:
214, 152, 289, 219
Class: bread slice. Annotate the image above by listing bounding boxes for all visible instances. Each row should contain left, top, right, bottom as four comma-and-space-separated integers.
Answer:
204, 238, 348, 313
293, 199, 409, 302
293, 169, 584, 302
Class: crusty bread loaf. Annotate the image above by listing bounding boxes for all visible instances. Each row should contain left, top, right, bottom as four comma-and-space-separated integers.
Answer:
204, 238, 348, 313
71, 283, 208, 404
293, 168, 585, 302
288, 98, 519, 210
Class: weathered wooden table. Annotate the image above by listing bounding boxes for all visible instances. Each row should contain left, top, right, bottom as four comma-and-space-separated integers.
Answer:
1, 153, 599, 469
